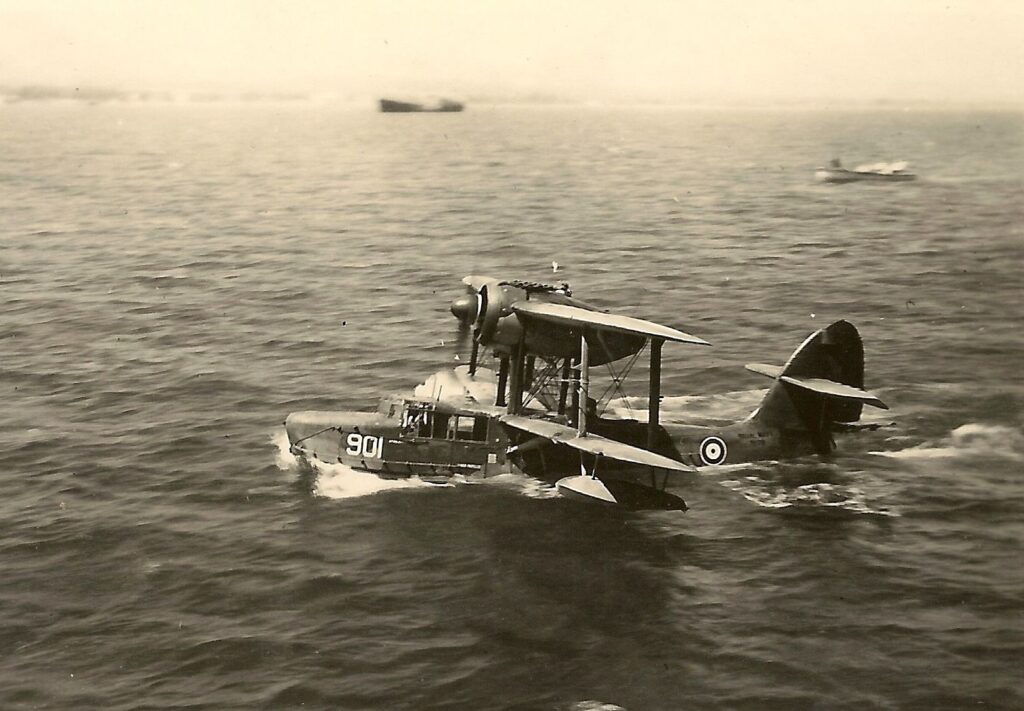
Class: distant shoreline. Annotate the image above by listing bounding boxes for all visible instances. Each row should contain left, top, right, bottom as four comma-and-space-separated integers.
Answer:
1, 85, 1020, 112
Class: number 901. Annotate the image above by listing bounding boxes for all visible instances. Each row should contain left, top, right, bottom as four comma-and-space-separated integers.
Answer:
346, 433, 382, 459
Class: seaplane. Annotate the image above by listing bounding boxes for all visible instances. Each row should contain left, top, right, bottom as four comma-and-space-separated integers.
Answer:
815, 158, 917, 183
285, 277, 889, 510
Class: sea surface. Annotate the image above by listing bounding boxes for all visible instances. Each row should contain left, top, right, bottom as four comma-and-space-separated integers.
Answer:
1, 103, 1022, 710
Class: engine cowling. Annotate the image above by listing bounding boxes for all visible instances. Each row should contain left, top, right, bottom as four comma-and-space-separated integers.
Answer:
475, 280, 505, 345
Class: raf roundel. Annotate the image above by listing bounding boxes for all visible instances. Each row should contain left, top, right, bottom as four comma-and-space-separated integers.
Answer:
698, 436, 728, 466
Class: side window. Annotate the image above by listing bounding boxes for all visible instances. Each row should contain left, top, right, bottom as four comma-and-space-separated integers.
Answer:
432, 413, 450, 439
403, 407, 433, 438
419, 413, 434, 438
472, 416, 489, 442
454, 416, 476, 441
449, 415, 488, 441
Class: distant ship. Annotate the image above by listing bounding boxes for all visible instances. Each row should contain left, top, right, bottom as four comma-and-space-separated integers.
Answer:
379, 98, 464, 113
815, 158, 916, 183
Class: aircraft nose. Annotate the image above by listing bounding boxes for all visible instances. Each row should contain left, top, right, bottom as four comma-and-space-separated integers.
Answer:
450, 294, 476, 324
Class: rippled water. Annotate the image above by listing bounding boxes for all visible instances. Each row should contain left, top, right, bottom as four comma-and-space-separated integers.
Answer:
1, 103, 1022, 710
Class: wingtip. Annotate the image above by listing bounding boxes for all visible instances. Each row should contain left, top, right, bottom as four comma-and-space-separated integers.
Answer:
663, 327, 710, 347
869, 395, 890, 410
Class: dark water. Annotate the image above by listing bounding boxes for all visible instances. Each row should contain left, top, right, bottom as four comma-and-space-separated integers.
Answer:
1, 104, 1022, 710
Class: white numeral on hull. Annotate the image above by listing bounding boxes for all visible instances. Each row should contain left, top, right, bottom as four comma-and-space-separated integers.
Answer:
346, 433, 383, 459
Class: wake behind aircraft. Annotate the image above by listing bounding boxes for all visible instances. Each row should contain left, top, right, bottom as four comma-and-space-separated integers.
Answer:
285, 277, 888, 510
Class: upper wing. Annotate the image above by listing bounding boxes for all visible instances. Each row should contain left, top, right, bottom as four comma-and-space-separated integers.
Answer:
512, 301, 709, 346
500, 414, 694, 472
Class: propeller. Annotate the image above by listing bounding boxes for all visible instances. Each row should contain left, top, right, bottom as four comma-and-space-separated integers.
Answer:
449, 288, 480, 371
474, 280, 506, 345
449, 275, 556, 373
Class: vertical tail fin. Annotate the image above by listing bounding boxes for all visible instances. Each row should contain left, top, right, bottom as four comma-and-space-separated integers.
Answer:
746, 320, 886, 455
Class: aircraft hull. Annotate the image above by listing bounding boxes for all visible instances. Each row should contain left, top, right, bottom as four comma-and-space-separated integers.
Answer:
285, 407, 512, 480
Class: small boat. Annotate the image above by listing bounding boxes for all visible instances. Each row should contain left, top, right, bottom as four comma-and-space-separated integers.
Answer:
379, 98, 464, 113
815, 159, 916, 183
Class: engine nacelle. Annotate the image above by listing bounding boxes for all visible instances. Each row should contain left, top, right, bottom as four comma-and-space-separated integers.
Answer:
490, 312, 523, 347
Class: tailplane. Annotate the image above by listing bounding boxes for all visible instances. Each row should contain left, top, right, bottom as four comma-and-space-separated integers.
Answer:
747, 320, 887, 455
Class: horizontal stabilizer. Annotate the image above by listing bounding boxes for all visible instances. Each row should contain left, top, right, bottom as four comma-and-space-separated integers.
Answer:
746, 362, 887, 409
513, 301, 710, 346
500, 415, 694, 472
780, 375, 888, 409
833, 420, 895, 433
745, 362, 784, 379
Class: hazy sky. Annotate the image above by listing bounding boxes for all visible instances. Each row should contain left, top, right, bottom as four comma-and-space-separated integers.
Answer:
1, 0, 1021, 103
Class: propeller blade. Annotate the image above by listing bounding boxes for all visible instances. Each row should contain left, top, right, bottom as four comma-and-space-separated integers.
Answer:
468, 336, 479, 375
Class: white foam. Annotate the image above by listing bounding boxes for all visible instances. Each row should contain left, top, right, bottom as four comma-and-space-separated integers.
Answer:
697, 461, 761, 475
718, 476, 898, 516
311, 459, 443, 500
412, 366, 500, 408
571, 702, 626, 711
606, 389, 765, 423
853, 160, 910, 174
872, 422, 1024, 462
271, 428, 299, 470
481, 472, 562, 499
873, 445, 960, 460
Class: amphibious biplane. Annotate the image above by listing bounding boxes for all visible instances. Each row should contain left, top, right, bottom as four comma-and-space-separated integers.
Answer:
285, 276, 888, 510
